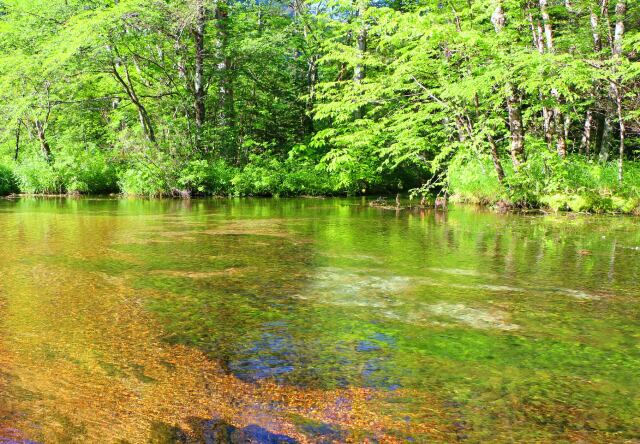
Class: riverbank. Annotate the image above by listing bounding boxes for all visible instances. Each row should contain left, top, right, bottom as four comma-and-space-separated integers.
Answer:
3, 192, 640, 218
448, 155, 640, 215
2, 155, 640, 215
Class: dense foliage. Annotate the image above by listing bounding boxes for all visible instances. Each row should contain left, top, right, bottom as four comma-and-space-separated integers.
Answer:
0, 0, 638, 211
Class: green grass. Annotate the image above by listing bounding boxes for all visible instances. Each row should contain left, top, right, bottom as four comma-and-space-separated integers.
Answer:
449, 154, 640, 214
11, 150, 118, 195
448, 156, 506, 204
4, 149, 640, 215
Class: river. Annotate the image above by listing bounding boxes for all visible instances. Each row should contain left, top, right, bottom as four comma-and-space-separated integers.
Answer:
0, 198, 638, 443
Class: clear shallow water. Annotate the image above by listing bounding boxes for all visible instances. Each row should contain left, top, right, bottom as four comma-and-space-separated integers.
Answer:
0, 197, 638, 443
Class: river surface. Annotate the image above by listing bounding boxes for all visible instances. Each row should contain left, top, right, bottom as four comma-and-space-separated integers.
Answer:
0, 198, 638, 443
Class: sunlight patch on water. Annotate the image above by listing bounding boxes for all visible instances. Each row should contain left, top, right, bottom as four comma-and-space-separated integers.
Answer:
200, 219, 301, 240
555, 288, 601, 300
293, 268, 413, 309
302, 268, 521, 331
427, 303, 520, 331
310, 268, 412, 298
475, 284, 525, 292
320, 252, 385, 264
427, 267, 489, 277
149, 268, 250, 279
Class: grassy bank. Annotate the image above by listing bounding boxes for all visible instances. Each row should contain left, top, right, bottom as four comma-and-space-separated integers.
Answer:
0, 155, 350, 198
4, 153, 640, 215
448, 154, 640, 215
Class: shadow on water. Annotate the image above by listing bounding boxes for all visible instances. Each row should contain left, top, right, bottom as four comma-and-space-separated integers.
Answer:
150, 419, 300, 444
149, 417, 350, 444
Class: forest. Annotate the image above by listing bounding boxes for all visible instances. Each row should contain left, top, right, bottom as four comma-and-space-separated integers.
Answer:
0, 0, 638, 212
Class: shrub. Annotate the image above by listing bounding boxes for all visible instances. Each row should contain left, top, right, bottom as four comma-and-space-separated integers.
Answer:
56, 149, 118, 194
231, 156, 287, 196
13, 150, 118, 195
231, 154, 342, 196
14, 158, 63, 194
118, 164, 169, 197
0, 163, 17, 195
119, 156, 239, 197
178, 159, 237, 195
447, 151, 640, 214
448, 155, 506, 204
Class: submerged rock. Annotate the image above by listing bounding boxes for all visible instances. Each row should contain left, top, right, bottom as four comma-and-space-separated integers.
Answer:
300, 422, 345, 443
199, 420, 298, 444
355, 341, 382, 352
231, 425, 298, 444
229, 332, 297, 382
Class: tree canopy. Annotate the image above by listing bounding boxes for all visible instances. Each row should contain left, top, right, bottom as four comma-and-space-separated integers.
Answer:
0, 0, 638, 210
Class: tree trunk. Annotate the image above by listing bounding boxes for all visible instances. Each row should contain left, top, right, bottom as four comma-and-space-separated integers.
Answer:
543, 105, 554, 150
613, 0, 625, 56
487, 133, 505, 183
599, 116, 611, 161
580, 110, 593, 156
507, 92, 525, 168
354, 0, 367, 83
14, 121, 21, 162
308, 56, 319, 110
614, 85, 625, 182
538, 0, 569, 157
594, 112, 605, 157
495, 3, 525, 169
539, 0, 554, 50
193, 0, 207, 146
599, 0, 614, 52
293, 0, 319, 132
613, 0, 626, 182
34, 119, 52, 163
216, 0, 234, 129
590, 8, 602, 52
455, 116, 467, 143
306, 55, 319, 132
491, 4, 505, 32
553, 92, 567, 157
354, 16, 366, 83
529, 11, 557, 152
582, 6, 603, 159
111, 61, 156, 143
353, 1, 367, 119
